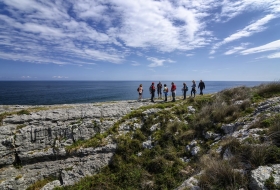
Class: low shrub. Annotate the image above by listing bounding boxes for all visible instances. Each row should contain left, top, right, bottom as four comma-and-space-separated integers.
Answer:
219, 86, 252, 103
240, 144, 270, 168
266, 145, 280, 164
220, 137, 241, 157
267, 114, 280, 146
256, 81, 280, 98
198, 156, 247, 189
178, 129, 196, 145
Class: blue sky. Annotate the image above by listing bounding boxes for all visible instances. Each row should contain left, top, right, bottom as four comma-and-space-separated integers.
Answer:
0, 0, 280, 81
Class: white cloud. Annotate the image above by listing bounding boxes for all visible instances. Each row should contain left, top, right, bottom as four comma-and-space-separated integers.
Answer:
0, 0, 124, 65
223, 14, 275, 43
224, 43, 250, 55
215, 0, 280, 22
21, 76, 31, 79
267, 52, 280, 59
52, 76, 69, 79
147, 57, 174, 67
0, 0, 279, 66
241, 40, 280, 55
186, 54, 194, 57
211, 14, 277, 54
147, 57, 166, 67
84, 49, 123, 63
131, 62, 141, 66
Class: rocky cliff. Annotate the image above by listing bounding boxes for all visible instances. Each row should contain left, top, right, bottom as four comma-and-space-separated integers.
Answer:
0, 101, 152, 189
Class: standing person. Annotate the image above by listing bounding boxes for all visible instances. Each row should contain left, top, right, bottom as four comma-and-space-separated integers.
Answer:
198, 80, 205, 95
137, 84, 143, 101
149, 82, 156, 102
182, 83, 188, 100
163, 84, 168, 102
157, 81, 163, 99
171, 82, 176, 102
191, 80, 196, 97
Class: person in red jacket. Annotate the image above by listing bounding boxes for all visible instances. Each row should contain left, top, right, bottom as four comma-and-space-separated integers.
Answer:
171, 82, 176, 102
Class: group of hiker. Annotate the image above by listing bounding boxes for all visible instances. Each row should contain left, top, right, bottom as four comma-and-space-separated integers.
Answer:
137, 80, 206, 102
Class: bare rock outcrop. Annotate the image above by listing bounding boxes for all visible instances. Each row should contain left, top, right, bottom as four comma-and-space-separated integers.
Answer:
0, 101, 150, 189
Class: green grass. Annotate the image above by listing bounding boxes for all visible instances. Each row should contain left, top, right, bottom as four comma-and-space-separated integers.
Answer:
16, 124, 27, 130
59, 99, 197, 189
16, 109, 31, 115
26, 176, 58, 190
0, 112, 13, 125
38, 82, 280, 189
65, 133, 109, 153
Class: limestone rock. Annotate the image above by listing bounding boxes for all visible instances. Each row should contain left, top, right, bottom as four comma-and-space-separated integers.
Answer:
0, 101, 151, 190
249, 164, 280, 190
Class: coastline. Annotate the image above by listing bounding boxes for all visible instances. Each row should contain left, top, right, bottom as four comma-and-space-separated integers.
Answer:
0, 95, 191, 114
0, 81, 268, 105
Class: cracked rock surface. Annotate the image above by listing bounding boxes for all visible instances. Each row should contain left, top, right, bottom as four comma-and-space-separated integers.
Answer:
0, 100, 151, 189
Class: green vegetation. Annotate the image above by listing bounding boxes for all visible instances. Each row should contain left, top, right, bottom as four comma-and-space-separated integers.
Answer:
15, 175, 22, 180
0, 112, 13, 125
65, 133, 109, 153
27, 82, 280, 189
264, 175, 280, 190
26, 176, 58, 190
16, 124, 27, 130
256, 82, 280, 99
16, 109, 31, 115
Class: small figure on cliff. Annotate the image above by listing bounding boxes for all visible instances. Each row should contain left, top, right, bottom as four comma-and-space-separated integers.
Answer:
191, 80, 196, 97
137, 84, 143, 101
171, 82, 176, 102
163, 84, 168, 101
149, 82, 156, 102
182, 83, 188, 100
198, 80, 205, 95
157, 81, 162, 99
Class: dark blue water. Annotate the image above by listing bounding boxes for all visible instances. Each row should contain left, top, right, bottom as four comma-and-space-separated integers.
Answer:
0, 81, 270, 105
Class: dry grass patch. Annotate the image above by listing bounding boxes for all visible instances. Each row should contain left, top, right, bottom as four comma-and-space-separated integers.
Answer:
26, 176, 58, 190
267, 114, 280, 146
256, 81, 280, 98
198, 155, 247, 190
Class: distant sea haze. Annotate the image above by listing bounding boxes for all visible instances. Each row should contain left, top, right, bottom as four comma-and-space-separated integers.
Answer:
0, 81, 270, 105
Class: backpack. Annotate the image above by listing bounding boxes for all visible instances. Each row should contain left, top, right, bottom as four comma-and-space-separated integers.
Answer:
137, 87, 139, 92
166, 87, 169, 92
149, 85, 155, 92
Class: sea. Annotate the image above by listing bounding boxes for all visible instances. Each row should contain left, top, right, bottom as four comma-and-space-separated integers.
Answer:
0, 81, 271, 105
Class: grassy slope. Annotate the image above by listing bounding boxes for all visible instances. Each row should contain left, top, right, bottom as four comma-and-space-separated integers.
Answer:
27, 82, 280, 190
